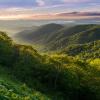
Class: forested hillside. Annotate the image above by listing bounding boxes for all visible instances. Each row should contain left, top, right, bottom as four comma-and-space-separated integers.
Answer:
61, 40, 100, 59
46, 25, 100, 50
0, 30, 100, 100
15, 23, 64, 44
15, 24, 100, 51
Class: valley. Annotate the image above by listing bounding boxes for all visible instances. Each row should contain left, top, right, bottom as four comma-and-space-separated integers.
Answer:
0, 23, 100, 100
0, 0, 100, 99
14, 24, 100, 52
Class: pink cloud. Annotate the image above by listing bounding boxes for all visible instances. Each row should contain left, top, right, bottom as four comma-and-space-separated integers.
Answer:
0, 7, 100, 20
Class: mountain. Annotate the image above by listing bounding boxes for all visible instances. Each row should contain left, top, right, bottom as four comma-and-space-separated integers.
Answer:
15, 23, 64, 44
42, 24, 92, 45
15, 24, 100, 51
48, 24, 100, 50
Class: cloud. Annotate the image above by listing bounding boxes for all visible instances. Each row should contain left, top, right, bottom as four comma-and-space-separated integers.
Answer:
0, 7, 100, 20
0, 7, 34, 19
63, 0, 90, 3
0, 0, 100, 20
57, 12, 100, 16
36, 0, 45, 6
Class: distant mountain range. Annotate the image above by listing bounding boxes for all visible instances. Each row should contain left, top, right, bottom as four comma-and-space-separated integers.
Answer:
15, 24, 100, 51
15, 23, 64, 43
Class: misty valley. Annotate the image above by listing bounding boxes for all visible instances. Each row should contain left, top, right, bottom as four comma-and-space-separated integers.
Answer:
0, 21, 100, 100
0, 0, 100, 99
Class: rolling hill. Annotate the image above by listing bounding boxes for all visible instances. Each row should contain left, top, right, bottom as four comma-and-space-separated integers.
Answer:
15, 23, 64, 44
48, 25, 100, 50
14, 24, 100, 51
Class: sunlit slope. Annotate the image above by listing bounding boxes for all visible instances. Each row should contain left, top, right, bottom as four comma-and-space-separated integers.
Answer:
61, 40, 100, 59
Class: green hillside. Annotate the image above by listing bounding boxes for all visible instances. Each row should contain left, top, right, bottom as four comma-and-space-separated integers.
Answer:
14, 24, 100, 51
47, 25, 100, 50
61, 40, 100, 59
45, 24, 96, 44
0, 66, 50, 100
0, 32, 50, 100
0, 31, 100, 100
15, 23, 64, 44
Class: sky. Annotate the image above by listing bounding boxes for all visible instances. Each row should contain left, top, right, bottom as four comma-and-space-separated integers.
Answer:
0, 0, 100, 20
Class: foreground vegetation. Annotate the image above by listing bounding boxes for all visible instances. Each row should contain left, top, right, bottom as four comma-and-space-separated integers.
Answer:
0, 32, 100, 100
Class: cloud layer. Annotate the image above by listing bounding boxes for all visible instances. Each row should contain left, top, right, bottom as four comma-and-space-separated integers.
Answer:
0, 0, 100, 20
0, 7, 100, 20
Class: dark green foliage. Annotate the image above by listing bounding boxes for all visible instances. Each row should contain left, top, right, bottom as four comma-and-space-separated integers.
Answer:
13, 44, 42, 83
0, 31, 100, 100
0, 32, 14, 66
0, 79, 50, 100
